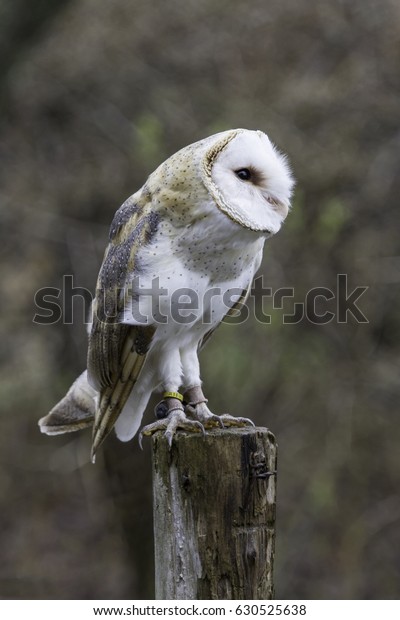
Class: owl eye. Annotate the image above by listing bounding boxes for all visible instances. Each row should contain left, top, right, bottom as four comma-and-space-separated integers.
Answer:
235, 168, 252, 181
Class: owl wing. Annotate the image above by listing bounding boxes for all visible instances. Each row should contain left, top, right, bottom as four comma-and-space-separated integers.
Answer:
88, 195, 159, 458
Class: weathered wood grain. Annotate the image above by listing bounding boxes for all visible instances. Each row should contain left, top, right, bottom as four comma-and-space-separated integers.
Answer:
152, 427, 277, 600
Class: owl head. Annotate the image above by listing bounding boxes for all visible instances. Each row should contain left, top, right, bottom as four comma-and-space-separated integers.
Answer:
146, 128, 294, 235
203, 129, 294, 234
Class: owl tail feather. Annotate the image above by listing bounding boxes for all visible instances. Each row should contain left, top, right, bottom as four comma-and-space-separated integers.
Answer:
38, 371, 96, 436
90, 352, 147, 462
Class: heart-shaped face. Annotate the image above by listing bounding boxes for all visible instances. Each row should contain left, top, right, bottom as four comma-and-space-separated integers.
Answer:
204, 128, 294, 234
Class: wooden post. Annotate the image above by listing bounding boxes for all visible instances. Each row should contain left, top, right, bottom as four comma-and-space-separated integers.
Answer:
152, 427, 277, 600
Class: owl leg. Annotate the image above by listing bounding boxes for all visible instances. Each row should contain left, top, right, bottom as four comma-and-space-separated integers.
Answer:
139, 346, 204, 447
181, 347, 254, 428
184, 385, 255, 429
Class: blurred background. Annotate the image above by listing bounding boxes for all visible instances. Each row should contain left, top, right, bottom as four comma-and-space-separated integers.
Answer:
1, 0, 399, 600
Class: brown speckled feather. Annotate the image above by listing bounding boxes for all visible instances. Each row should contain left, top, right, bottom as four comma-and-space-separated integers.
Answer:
87, 194, 159, 457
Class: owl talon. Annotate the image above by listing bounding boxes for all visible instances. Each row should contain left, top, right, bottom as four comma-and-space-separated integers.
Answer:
185, 403, 224, 428
183, 386, 255, 428
139, 407, 205, 448
218, 414, 255, 428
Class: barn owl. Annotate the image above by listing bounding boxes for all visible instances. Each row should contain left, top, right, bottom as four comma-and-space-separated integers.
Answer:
39, 128, 294, 461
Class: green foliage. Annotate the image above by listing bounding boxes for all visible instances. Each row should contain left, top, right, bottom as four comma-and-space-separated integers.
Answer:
316, 199, 350, 246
